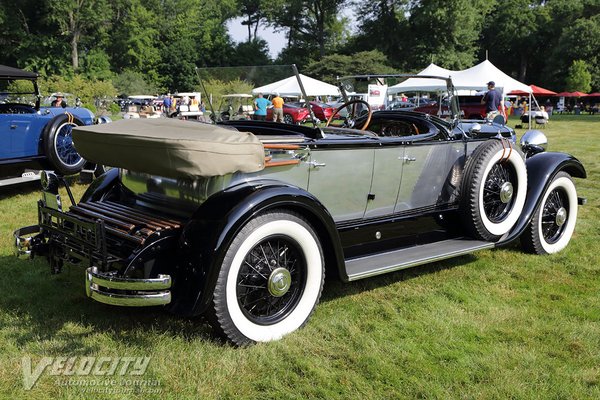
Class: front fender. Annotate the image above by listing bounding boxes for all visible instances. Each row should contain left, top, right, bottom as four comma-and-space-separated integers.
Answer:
171, 181, 345, 316
499, 152, 586, 245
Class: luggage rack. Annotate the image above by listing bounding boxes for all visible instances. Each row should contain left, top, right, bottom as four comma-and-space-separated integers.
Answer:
40, 200, 183, 266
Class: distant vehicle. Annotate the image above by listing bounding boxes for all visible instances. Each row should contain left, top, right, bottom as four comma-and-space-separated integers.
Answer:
308, 101, 334, 121
387, 100, 416, 111
123, 95, 161, 119
266, 102, 310, 124
0, 64, 108, 181
218, 94, 253, 121
415, 95, 487, 119
170, 92, 203, 120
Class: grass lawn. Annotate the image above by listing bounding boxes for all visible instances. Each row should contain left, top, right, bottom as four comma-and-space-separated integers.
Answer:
0, 114, 599, 399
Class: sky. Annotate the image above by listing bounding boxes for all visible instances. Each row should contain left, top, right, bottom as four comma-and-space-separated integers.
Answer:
226, 10, 356, 59
226, 18, 286, 58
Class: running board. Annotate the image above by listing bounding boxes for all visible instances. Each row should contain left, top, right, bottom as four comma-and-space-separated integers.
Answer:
345, 238, 494, 281
0, 171, 41, 187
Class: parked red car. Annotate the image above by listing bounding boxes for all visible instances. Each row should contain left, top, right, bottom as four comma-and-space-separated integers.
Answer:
266, 103, 310, 124
308, 101, 335, 121
415, 95, 487, 119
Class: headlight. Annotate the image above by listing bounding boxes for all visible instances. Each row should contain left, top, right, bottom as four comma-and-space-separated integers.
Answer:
40, 170, 59, 194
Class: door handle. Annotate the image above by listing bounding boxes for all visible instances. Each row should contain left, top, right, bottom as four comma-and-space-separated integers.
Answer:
10, 124, 17, 129
308, 161, 326, 168
400, 156, 416, 163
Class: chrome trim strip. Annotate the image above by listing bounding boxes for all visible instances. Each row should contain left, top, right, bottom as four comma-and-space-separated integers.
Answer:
85, 267, 172, 306
88, 286, 171, 307
87, 267, 171, 290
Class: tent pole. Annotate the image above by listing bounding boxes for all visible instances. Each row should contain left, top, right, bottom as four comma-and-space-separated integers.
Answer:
528, 92, 532, 130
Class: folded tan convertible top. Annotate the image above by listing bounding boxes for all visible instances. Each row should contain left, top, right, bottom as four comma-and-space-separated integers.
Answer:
72, 119, 265, 178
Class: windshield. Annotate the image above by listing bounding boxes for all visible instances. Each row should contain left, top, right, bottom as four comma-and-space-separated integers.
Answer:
0, 79, 37, 106
196, 65, 341, 128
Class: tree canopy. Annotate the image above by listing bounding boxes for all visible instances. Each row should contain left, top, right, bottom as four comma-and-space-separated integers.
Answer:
0, 0, 598, 93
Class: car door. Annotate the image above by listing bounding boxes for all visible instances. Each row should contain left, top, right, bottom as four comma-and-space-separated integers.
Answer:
395, 133, 464, 213
307, 140, 374, 222
0, 113, 37, 159
364, 138, 404, 218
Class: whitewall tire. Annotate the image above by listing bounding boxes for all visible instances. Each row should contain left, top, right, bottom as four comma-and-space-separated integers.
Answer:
211, 211, 324, 345
461, 140, 528, 241
521, 172, 578, 254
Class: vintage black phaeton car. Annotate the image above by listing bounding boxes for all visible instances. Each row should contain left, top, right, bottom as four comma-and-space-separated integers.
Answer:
15, 66, 586, 345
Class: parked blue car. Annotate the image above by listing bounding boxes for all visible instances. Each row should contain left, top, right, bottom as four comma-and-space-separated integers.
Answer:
0, 65, 102, 177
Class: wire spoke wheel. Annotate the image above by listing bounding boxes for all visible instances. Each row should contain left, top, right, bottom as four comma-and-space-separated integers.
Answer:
211, 211, 324, 345
237, 236, 306, 325
54, 122, 82, 167
460, 140, 527, 241
521, 172, 578, 255
540, 188, 569, 244
482, 162, 517, 223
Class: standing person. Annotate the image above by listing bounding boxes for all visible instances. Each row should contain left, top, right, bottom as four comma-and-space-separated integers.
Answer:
481, 81, 501, 119
271, 92, 284, 122
253, 93, 271, 121
163, 94, 172, 116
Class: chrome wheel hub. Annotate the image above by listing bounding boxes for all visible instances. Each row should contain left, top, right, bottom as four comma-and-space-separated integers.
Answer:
500, 182, 514, 204
555, 207, 567, 227
267, 267, 292, 297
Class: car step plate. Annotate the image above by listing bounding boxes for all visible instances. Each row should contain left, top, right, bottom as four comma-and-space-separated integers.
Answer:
346, 238, 494, 281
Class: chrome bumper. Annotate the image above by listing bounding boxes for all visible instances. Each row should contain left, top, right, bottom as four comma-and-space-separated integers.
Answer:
85, 267, 172, 307
14, 225, 41, 257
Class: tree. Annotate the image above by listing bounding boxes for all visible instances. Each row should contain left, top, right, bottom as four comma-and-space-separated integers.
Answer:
547, 15, 600, 91
565, 60, 591, 92
348, 0, 410, 69
479, 0, 542, 82
269, 0, 349, 63
46, 0, 111, 71
406, 0, 495, 70
229, 39, 272, 66
304, 50, 396, 83
106, 0, 161, 80
112, 70, 160, 96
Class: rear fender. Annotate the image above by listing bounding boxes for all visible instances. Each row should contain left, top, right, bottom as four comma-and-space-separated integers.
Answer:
170, 181, 345, 316
79, 168, 120, 203
499, 152, 586, 245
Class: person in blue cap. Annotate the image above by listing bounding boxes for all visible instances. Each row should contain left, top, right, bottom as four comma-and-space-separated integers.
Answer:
481, 81, 501, 119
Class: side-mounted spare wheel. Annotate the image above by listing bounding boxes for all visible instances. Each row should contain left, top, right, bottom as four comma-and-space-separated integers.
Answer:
210, 210, 325, 346
520, 171, 578, 254
43, 113, 87, 175
460, 139, 528, 241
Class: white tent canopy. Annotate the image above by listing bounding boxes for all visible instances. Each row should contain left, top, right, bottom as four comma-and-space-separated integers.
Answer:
451, 60, 531, 94
389, 63, 456, 93
389, 60, 532, 95
252, 74, 340, 97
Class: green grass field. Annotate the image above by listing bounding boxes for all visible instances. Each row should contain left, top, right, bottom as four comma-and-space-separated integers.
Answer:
1, 115, 599, 399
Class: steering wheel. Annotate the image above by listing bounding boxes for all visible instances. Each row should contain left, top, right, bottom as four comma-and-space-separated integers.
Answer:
326, 99, 373, 131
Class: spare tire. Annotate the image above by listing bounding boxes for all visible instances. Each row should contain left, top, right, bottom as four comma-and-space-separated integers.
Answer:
43, 113, 87, 175
460, 139, 527, 241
